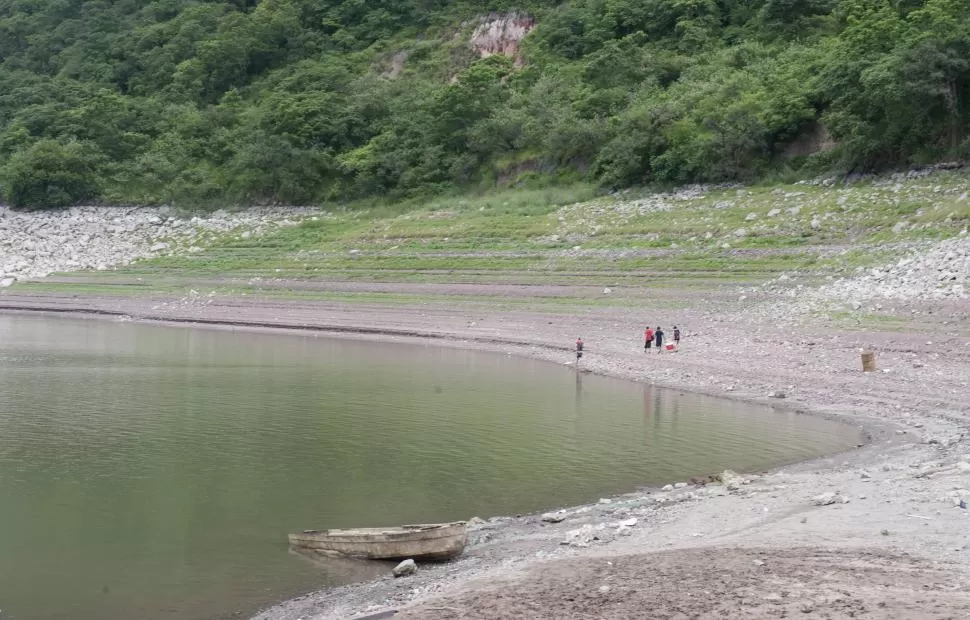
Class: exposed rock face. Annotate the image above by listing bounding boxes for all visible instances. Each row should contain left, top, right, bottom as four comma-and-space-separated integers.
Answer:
383, 50, 408, 79
470, 13, 536, 63
782, 122, 836, 159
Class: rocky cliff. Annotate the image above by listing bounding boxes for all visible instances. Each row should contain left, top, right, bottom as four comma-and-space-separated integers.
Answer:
470, 13, 536, 64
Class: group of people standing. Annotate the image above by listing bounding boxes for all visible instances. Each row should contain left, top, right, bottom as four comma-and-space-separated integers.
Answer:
574, 325, 682, 362
644, 326, 680, 352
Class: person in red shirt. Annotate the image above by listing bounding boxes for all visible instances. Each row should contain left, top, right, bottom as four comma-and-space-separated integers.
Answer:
644, 327, 654, 351
576, 337, 584, 362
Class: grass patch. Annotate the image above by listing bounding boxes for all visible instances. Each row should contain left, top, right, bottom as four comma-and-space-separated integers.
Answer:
38, 170, 970, 300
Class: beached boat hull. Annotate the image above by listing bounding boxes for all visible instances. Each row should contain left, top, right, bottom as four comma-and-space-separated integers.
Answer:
288, 522, 467, 560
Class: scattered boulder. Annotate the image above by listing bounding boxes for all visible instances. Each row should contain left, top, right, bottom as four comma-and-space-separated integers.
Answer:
562, 524, 596, 547
771, 390, 787, 399
541, 511, 567, 523
392, 559, 417, 578
812, 492, 849, 506
719, 470, 746, 491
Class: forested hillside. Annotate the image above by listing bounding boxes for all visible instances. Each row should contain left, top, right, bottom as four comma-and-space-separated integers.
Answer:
0, 0, 968, 209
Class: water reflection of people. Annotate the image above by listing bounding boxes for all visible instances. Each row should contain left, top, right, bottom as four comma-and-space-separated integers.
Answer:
643, 386, 651, 444
671, 392, 680, 431
574, 370, 583, 414
643, 385, 662, 445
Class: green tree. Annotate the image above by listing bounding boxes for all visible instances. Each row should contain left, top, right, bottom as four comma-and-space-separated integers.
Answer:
2, 139, 104, 209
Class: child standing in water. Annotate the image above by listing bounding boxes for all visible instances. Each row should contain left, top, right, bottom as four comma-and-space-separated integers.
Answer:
644, 326, 654, 351
654, 326, 664, 352
576, 337, 584, 362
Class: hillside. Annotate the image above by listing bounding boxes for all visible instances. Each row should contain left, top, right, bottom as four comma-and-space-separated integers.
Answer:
4, 168, 968, 316
0, 0, 969, 209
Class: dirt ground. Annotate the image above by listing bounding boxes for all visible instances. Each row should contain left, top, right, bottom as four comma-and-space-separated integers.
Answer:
2, 281, 970, 620
400, 548, 970, 620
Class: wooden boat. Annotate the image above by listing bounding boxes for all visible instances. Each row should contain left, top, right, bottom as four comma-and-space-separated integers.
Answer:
288, 522, 467, 561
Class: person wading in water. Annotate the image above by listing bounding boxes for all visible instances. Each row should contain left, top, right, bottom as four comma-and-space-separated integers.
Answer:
654, 326, 664, 352
576, 337, 584, 363
644, 326, 654, 351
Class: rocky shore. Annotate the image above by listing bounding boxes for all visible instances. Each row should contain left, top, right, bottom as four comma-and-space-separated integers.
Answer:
242, 294, 970, 619
0, 205, 309, 284
1, 277, 968, 619
822, 233, 970, 304
1, 186, 969, 618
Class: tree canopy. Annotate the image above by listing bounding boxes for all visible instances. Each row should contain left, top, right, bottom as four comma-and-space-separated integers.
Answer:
0, 0, 968, 208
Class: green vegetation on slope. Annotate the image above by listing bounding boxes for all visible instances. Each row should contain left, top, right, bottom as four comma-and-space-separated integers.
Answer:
101, 170, 970, 288
1, 0, 969, 209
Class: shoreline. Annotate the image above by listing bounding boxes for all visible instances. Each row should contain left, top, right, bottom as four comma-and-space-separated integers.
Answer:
0, 303, 888, 442
3, 288, 970, 618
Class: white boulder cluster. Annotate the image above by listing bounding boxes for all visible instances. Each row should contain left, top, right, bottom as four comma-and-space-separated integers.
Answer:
822, 233, 970, 304
0, 206, 310, 284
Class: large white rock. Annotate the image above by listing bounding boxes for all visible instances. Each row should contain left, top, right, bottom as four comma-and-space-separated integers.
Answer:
392, 559, 417, 577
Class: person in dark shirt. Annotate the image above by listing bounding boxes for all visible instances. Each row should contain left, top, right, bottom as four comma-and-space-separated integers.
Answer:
673, 326, 681, 345
654, 327, 664, 352
576, 337, 584, 361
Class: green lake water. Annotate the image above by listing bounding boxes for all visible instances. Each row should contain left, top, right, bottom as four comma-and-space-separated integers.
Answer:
0, 313, 862, 619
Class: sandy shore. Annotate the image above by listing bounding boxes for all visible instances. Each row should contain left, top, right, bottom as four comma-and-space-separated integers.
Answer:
2, 282, 970, 619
